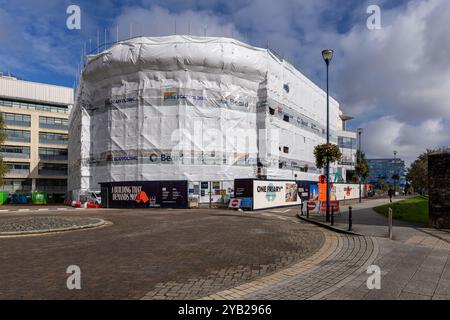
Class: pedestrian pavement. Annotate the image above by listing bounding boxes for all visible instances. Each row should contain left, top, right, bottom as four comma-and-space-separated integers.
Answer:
237, 197, 450, 300
300, 196, 425, 238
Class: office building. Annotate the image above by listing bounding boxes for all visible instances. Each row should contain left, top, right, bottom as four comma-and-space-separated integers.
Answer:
0, 74, 73, 202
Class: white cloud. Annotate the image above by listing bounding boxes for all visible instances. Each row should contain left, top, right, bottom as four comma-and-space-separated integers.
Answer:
337, 0, 450, 124
361, 116, 450, 164
113, 5, 243, 40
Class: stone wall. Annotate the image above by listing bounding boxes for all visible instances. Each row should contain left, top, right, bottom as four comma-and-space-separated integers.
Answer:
429, 151, 450, 229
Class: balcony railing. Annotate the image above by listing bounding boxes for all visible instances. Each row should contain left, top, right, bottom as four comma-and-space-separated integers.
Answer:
38, 170, 67, 176
39, 123, 68, 130
1, 152, 30, 159
7, 169, 30, 175
5, 120, 31, 127
39, 155, 68, 161
39, 138, 68, 145
0, 185, 32, 192
5, 136, 31, 143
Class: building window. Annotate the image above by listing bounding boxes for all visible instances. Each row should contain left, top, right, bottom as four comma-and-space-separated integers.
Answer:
39, 132, 68, 145
0, 179, 32, 192
38, 163, 68, 176
39, 116, 68, 130
2, 112, 31, 127
338, 136, 357, 149
36, 179, 67, 192
39, 147, 68, 160
5, 162, 30, 175
0, 145, 30, 159
1, 129, 31, 143
283, 146, 289, 154
0, 98, 68, 113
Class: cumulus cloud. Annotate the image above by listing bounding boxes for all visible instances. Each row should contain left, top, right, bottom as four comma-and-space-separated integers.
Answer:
113, 5, 243, 40
361, 116, 450, 164
337, 0, 450, 123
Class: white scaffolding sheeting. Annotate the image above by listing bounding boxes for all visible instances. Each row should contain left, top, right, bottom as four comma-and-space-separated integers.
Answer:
68, 35, 341, 195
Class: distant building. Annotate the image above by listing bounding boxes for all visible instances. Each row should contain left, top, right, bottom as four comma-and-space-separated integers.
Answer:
0, 74, 73, 202
367, 158, 406, 188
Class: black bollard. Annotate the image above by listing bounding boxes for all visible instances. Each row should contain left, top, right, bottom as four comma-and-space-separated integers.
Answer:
348, 206, 353, 231
331, 205, 334, 226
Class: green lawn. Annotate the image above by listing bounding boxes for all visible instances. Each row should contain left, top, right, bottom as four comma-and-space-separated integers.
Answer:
373, 196, 429, 225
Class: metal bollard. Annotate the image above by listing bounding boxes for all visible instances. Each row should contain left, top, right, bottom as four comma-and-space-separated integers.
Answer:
331, 206, 334, 226
348, 206, 353, 231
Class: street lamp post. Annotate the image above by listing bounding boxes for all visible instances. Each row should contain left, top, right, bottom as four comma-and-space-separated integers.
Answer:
322, 49, 334, 222
393, 150, 398, 197
357, 128, 363, 203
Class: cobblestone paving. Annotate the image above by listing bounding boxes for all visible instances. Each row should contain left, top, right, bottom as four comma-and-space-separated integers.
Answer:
247, 235, 375, 299
202, 228, 377, 300
0, 216, 104, 234
0, 208, 325, 299
140, 213, 326, 300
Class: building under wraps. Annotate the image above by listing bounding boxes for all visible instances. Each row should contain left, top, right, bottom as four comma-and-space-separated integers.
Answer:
68, 35, 356, 207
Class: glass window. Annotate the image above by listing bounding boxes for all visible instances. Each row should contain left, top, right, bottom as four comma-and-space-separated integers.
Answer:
38, 163, 68, 176
5, 162, 30, 174
0, 98, 68, 113
2, 112, 31, 127
39, 147, 68, 160
338, 136, 357, 149
1, 129, 31, 142
39, 132, 68, 145
0, 145, 30, 158
39, 116, 68, 130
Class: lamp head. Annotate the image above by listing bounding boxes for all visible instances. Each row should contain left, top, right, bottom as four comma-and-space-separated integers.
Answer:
322, 49, 334, 65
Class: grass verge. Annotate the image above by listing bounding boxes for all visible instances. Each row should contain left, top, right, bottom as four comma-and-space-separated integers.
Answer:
373, 196, 429, 225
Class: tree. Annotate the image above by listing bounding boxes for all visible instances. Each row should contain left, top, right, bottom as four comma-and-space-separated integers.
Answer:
0, 113, 8, 184
313, 143, 342, 169
406, 148, 448, 195
355, 150, 369, 182
377, 179, 388, 192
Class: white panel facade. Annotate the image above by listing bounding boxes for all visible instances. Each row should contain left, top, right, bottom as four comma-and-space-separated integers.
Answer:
0, 77, 74, 106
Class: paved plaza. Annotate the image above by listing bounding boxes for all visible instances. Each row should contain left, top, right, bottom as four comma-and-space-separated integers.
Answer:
0, 199, 449, 300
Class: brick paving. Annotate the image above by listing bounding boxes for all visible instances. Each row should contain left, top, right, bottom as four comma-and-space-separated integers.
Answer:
0, 208, 325, 299
203, 229, 377, 300
2, 203, 445, 300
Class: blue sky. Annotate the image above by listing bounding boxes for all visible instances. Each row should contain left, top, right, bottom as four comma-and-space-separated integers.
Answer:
0, 0, 449, 164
